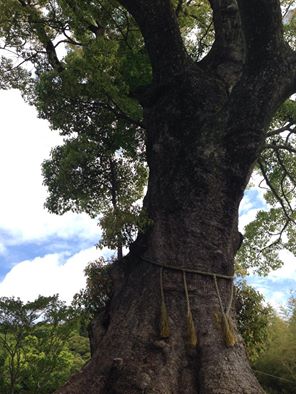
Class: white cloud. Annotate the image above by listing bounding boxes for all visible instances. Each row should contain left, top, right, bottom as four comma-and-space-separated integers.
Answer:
0, 90, 98, 245
239, 195, 254, 214
0, 90, 127, 304
248, 279, 289, 311
268, 250, 296, 281
266, 290, 287, 311
0, 246, 114, 303
238, 173, 267, 232
239, 174, 295, 310
0, 242, 6, 254
239, 207, 260, 232
247, 249, 296, 311
247, 171, 267, 198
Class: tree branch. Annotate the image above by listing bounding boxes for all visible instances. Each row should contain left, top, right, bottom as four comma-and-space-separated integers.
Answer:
236, 0, 284, 68
175, 0, 185, 16
257, 218, 289, 256
266, 122, 294, 138
225, 0, 296, 150
117, 0, 189, 83
104, 94, 145, 129
274, 148, 296, 189
96, 1, 134, 51
258, 159, 296, 224
18, 1, 64, 72
195, 20, 213, 60
282, 0, 296, 19
263, 143, 296, 155
64, 0, 105, 39
279, 173, 294, 213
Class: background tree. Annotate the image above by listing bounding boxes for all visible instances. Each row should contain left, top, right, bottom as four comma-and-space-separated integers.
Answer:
0, 295, 89, 394
237, 98, 296, 275
42, 137, 147, 259
1, 0, 296, 392
253, 293, 296, 393
71, 258, 114, 356
235, 281, 273, 363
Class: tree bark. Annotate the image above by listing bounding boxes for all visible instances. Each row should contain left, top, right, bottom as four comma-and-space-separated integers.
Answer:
56, 1, 296, 393
56, 65, 263, 393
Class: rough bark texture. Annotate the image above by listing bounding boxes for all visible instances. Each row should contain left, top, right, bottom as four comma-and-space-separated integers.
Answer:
56, 0, 296, 393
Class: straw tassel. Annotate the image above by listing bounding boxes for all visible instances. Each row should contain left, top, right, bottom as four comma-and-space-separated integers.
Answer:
183, 272, 198, 347
223, 315, 236, 347
224, 282, 236, 347
160, 267, 170, 338
214, 275, 236, 347
186, 309, 198, 347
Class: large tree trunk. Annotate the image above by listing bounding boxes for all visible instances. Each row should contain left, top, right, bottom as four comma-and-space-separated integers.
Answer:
56, 66, 266, 393
56, 1, 296, 392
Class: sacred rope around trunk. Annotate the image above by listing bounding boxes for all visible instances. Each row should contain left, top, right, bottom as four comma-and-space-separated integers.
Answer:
141, 256, 236, 348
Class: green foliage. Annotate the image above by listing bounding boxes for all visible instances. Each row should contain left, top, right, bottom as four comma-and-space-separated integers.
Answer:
0, 295, 89, 394
253, 293, 296, 394
98, 206, 152, 251
237, 209, 286, 275
275, 99, 296, 124
72, 258, 112, 320
283, 1, 296, 49
237, 98, 296, 275
173, 0, 214, 60
42, 139, 146, 216
42, 136, 148, 252
236, 281, 273, 362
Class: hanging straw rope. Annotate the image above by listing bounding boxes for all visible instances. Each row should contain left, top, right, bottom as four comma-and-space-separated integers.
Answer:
183, 271, 198, 347
141, 256, 236, 347
213, 275, 236, 347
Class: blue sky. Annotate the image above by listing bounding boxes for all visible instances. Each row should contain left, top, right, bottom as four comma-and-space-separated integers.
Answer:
239, 175, 296, 310
0, 90, 112, 302
0, 89, 295, 310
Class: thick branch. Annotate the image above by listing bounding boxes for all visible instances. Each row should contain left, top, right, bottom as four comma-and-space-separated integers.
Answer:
117, 0, 189, 83
32, 23, 64, 72
237, 0, 284, 68
18, 1, 64, 72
